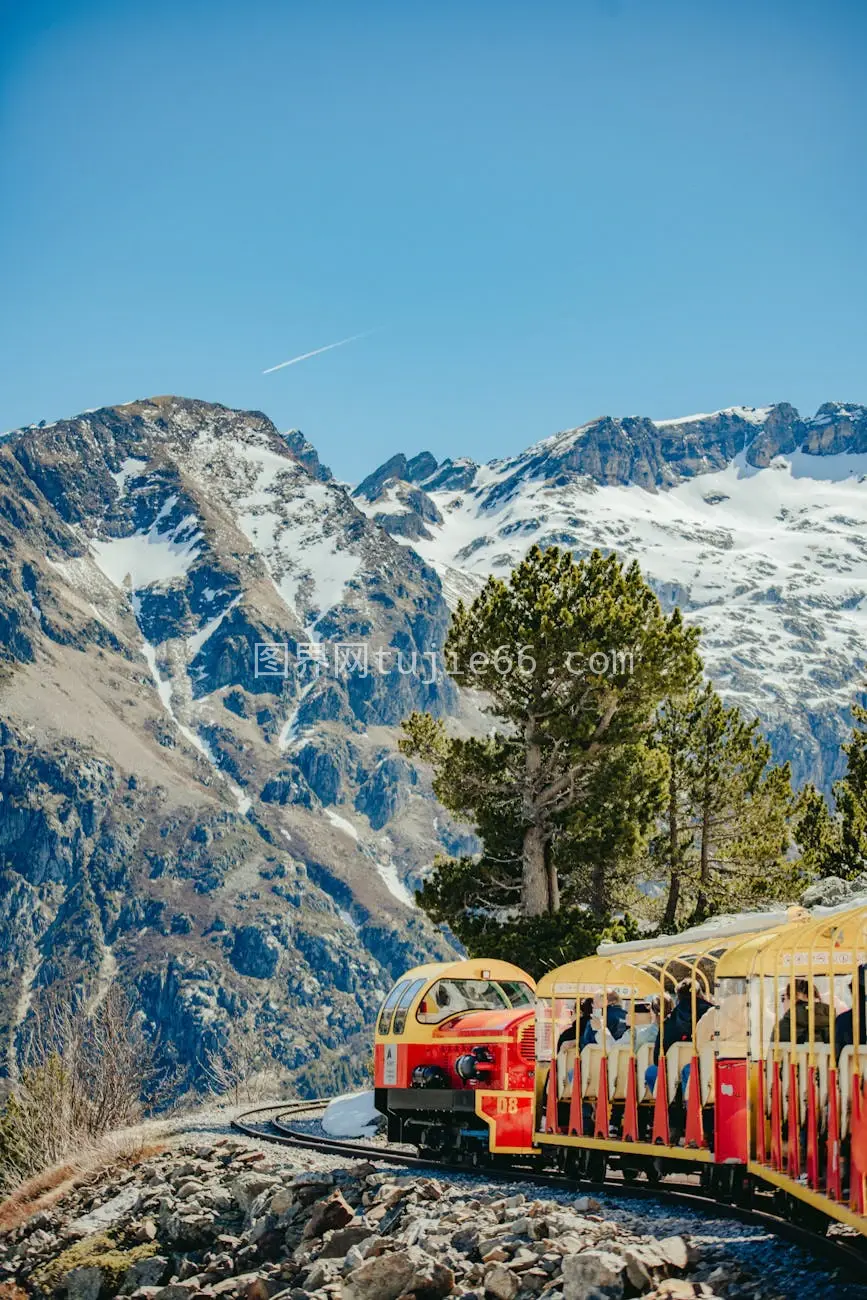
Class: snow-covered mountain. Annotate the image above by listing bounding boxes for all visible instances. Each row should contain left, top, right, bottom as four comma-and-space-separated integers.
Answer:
354, 400, 867, 789
0, 398, 461, 1093
2, 393, 865, 1091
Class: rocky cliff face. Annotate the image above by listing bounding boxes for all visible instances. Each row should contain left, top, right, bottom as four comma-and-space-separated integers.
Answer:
355, 401, 867, 790
0, 398, 460, 1094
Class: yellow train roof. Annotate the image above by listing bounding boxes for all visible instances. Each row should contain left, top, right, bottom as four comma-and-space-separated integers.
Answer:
536, 955, 660, 999
389, 957, 536, 990
597, 907, 809, 960
716, 901, 867, 978
539, 907, 813, 997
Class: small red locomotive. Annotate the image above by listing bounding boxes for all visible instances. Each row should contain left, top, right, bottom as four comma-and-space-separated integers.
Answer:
373, 957, 537, 1159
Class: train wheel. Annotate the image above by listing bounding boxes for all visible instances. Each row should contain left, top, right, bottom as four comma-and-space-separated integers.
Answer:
701, 1165, 748, 1204
557, 1147, 581, 1183
583, 1150, 607, 1183
621, 1163, 641, 1184
645, 1160, 663, 1186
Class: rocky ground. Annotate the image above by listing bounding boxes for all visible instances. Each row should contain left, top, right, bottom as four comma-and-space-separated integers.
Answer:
1, 1127, 862, 1300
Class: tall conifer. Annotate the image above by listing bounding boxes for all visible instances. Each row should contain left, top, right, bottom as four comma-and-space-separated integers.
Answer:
401, 546, 699, 944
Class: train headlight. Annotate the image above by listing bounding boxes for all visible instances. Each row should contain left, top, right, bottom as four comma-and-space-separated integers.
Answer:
411, 1064, 450, 1089
455, 1045, 495, 1081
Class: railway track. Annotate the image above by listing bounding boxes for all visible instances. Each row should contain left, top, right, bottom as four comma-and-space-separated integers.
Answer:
233, 1101, 867, 1285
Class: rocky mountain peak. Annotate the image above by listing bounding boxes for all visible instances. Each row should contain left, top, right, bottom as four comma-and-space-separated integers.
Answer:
352, 450, 446, 542
0, 395, 461, 1097
282, 428, 333, 482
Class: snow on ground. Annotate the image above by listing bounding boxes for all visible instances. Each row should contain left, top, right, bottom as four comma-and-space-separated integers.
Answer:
653, 404, 773, 428
111, 457, 149, 495
374, 859, 416, 907
358, 841, 416, 907
236, 478, 362, 622
278, 677, 320, 751
323, 808, 360, 840
409, 447, 867, 715
180, 428, 363, 623
133, 608, 251, 815
91, 505, 203, 590
321, 1090, 382, 1138
319, 812, 416, 907
188, 594, 243, 657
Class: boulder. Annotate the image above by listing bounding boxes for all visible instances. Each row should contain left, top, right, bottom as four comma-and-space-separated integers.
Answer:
484, 1263, 520, 1299
657, 1237, 691, 1272
341, 1245, 451, 1300
229, 925, 281, 979
319, 1225, 375, 1258
562, 1249, 627, 1300
341, 1252, 415, 1300
406, 1251, 454, 1299
622, 1246, 661, 1290
231, 1171, 281, 1212
122, 1256, 170, 1291
62, 1267, 103, 1300
303, 1190, 355, 1239
268, 1188, 295, 1217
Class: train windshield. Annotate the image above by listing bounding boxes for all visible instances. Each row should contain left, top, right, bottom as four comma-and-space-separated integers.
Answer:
417, 978, 534, 1024
376, 980, 409, 1036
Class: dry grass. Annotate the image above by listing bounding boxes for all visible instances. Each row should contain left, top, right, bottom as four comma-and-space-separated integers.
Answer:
0, 1134, 167, 1236
0, 1162, 77, 1235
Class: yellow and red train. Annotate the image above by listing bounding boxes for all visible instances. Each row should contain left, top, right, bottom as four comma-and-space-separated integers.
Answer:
374, 899, 867, 1236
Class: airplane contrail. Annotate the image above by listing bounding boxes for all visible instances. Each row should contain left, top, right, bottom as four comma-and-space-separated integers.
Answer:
262, 330, 373, 375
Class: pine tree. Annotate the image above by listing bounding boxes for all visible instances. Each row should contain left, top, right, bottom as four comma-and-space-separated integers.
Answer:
837, 700, 867, 876
796, 697, 867, 880
652, 684, 801, 927
793, 782, 840, 877
401, 546, 700, 938
652, 688, 703, 930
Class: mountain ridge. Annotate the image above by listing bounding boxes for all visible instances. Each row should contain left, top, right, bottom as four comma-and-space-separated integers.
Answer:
1, 392, 865, 1092
353, 397, 867, 790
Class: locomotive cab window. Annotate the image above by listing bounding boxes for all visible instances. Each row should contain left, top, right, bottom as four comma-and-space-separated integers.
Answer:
376, 979, 410, 1036
416, 978, 533, 1024
391, 978, 426, 1035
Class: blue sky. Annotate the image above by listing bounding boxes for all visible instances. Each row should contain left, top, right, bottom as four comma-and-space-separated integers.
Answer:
2, 0, 865, 480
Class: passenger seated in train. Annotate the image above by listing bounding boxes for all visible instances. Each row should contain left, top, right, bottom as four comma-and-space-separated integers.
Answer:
542, 999, 593, 1117
580, 991, 628, 1048
835, 965, 867, 1059
644, 982, 713, 1098
637, 996, 666, 1091
635, 997, 663, 1049
663, 979, 714, 1055
775, 977, 830, 1044
556, 998, 594, 1054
